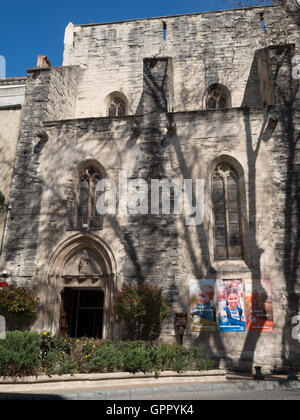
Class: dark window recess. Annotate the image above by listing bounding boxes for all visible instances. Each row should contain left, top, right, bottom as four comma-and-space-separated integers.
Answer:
59, 289, 104, 339
206, 84, 230, 110
212, 164, 243, 260
108, 98, 126, 117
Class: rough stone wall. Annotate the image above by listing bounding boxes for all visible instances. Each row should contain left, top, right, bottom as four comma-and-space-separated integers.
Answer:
47, 67, 79, 121
2, 5, 300, 370
1, 66, 79, 282
36, 99, 282, 369
0, 108, 23, 250
0, 79, 26, 254
63, 6, 299, 118
268, 44, 300, 368
1, 69, 51, 282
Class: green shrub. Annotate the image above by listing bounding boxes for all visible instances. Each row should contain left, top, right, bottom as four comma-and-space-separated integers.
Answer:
42, 350, 76, 376
0, 331, 215, 377
169, 345, 189, 372
149, 342, 174, 371
149, 343, 215, 374
87, 344, 123, 373
188, 346, 216, 371
0, 285, 39, 315
121, 341, 152, 373
57, 359, 77, 376
40, 332, 74, 358
42, 351, 62, 375
40, 333, 90, 375
0, 331, 41, 377
113, 283, 171, 341
149, 343, 187, 372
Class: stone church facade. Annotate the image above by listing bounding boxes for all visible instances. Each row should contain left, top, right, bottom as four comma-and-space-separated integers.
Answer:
0, 77, 26, 251
1, 5, 300, 370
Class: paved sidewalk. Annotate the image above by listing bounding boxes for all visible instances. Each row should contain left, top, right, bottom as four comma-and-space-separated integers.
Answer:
0, 379, 299, 400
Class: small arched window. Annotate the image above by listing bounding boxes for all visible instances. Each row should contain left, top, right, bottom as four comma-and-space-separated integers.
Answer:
106, 92, 128, 117
212, 163, 242, 260
77, 167, 102, 229
206, 84, 231, 110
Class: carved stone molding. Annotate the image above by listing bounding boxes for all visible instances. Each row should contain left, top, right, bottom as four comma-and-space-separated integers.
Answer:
78, 250, 90, 274
62, 274, 106, 284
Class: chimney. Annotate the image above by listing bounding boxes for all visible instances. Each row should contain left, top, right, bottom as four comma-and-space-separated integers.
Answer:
37, 55, 51, 68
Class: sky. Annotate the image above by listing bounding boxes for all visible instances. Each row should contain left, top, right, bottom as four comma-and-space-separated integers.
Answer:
0, 0, 244, 78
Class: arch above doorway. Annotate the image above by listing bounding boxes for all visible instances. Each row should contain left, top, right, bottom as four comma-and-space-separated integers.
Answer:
44, 233, 117, 340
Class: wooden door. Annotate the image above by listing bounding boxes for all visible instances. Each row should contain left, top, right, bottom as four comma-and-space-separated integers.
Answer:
58, 289, 73, 337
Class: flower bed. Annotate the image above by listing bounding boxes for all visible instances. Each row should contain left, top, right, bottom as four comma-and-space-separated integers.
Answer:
0, 331, 216, 377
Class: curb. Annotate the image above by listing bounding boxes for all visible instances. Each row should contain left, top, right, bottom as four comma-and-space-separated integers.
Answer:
0, 380, 299, 400
0, 370, 227, 395
0, 370, 226, 385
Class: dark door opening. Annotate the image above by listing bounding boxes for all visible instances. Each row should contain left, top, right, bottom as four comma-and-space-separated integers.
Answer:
59, 289, 104, 339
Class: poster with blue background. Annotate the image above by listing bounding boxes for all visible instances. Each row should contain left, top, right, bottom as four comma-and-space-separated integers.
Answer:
217, 279, 246, 332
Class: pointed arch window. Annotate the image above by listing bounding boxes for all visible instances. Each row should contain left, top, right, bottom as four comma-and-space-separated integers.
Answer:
212, 163, 242, 260
108, 97, 126, 117
77, 167, 102, 229
206, 84, 231, 110
106, 92, 128, 117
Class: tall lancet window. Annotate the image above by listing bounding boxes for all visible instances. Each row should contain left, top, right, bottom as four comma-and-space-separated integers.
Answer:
212, 163, 242, 260
78, 167, 102, 229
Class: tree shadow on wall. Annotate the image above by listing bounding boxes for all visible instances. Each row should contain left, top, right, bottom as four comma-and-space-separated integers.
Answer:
4, 45, 300, 374
167, 46, 300, 371
272, 45, 300, 369
239, 44, 300, 370
164, 112, 232, 368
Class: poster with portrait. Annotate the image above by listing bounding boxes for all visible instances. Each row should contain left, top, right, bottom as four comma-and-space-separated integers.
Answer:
217, 279, 246, 332
245, 279, 274, 333
190, 280, 217, 332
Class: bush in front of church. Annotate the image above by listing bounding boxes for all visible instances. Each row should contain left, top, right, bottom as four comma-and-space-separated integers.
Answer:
0, 285, 39, 316
0, 331, 42, 377
0, 331, 216, 377
113, 283, 171, 341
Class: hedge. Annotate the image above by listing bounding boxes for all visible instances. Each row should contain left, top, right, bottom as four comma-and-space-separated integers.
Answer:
0, 331, 216, 377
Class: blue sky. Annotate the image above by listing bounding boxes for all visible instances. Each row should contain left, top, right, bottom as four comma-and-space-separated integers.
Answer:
0, 0, 242, 77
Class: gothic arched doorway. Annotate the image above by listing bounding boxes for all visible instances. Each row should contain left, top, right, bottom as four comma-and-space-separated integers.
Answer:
44, 234, 116, 340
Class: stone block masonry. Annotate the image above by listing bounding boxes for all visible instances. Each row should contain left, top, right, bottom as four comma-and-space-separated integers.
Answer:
1, 5, 300, 371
